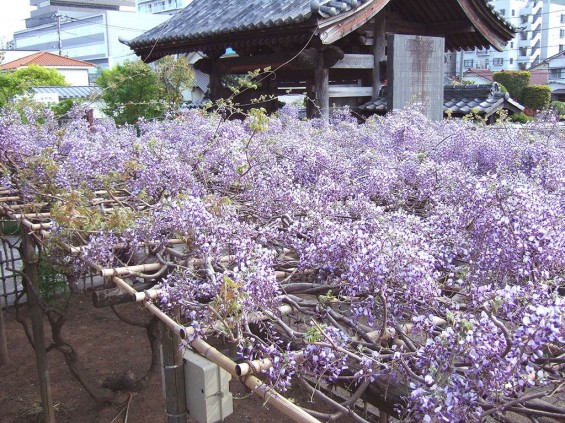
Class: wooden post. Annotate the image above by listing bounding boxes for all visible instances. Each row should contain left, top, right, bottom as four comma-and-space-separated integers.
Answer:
21, 231, 55, 423
0, 299, 8, 365
314, 50, 329, 122
161, 318, 186, 423
373, 12, 387, 98
210, 60, 222, 102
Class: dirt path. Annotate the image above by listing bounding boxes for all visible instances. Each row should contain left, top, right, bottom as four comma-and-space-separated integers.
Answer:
0, 294, 317, 423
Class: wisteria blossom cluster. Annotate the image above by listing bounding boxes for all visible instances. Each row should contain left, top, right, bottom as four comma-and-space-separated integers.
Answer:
0, 105, 563, 422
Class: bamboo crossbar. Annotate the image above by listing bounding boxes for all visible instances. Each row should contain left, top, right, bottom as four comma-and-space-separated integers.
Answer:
109, 276, 318, 422
235, 358, 273, 376
102, 262, 164, 277
13, 212, 52, 219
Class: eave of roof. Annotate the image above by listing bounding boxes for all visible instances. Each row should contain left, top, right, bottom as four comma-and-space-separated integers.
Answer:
126, 0, 515, 62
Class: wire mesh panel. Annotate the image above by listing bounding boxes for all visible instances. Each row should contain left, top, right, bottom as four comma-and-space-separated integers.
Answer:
0, 233, 23, 308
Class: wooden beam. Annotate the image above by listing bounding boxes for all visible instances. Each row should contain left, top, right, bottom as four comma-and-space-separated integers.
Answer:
427, 20, 475, 35
332, 54, 374, 69
385, 19, 427, 35
385, 19, 475, 36
329, 86, 373, 98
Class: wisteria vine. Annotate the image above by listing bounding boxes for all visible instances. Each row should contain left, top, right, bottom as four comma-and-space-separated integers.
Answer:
0, 105, 563, 422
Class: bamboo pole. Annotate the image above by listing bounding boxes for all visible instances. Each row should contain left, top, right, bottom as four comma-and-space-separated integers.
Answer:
21, 230, 55, 423
102, 262, 163, 277
112, 277, 187, 338
110, 276, 318, 422
235, 358, 272, 376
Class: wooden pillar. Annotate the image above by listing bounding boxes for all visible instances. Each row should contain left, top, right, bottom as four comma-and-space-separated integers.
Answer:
0, 299, 8, 365
305, 79, 315, 119
373, 12, 387, 98
22, 231, 55, 423
314, 50, 329, 121
161, 319, 186, 423
209, 60, 222, 102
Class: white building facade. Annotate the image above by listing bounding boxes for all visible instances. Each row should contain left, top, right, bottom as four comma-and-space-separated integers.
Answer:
457, 0, 565, 72
13, 1, 169, 82
136, 0, 193, 15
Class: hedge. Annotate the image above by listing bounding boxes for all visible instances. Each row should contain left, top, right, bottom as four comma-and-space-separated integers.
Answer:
522, 85, 552, 112
493, 71, 530, 102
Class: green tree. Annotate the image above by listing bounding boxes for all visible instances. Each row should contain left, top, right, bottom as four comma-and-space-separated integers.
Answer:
155, 55, 195, 110
493, 71, 530, 103
522, 85, 552, 113
0, 65, 68, 107
97, 60, 164, 125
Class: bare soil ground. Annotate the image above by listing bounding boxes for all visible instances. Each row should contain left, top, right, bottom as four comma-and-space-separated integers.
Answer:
0, 293, 322, 423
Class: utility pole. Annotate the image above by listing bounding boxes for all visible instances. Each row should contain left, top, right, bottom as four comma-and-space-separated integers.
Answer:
54, 13, 63, 55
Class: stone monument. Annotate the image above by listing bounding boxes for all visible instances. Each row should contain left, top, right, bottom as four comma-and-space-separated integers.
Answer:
387, 34, 445, 121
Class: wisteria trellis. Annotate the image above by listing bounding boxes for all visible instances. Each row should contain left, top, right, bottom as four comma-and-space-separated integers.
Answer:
0, 105, 563, 422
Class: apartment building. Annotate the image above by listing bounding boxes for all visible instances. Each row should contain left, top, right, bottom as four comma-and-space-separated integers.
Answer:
137, 0, 193, 15
12, 0, 169, 79
458, 0, 565, 72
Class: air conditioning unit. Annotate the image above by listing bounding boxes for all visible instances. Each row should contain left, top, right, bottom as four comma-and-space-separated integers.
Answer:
183, 348, 233, 423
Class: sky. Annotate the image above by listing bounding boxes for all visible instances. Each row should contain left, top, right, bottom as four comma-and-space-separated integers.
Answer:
0, 0, 35, 44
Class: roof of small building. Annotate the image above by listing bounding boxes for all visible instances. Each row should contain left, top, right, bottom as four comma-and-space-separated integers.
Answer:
359, 82, 524, 118
464, 68, 493, 81
464, 68, 548, 86
1, 51, 96, 70
30, 86, 101, 100
126, 0, 516, 61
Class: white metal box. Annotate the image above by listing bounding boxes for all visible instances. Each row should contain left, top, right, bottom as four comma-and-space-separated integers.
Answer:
183, 348, 233, 423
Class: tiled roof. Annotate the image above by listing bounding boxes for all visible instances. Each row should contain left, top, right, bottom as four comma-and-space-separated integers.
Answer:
30, 86, 101, 100
1, 51, 95, 70
465, 68, 493, 81
128, 0, 516, 62
359, 83, 524, 118
128, 0, 370, 50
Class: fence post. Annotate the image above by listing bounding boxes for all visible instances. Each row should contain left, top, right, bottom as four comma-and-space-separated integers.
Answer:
0, 299, 8, 365
21, 230, 55, 423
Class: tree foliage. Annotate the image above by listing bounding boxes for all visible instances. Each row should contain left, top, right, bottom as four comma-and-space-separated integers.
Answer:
154, 55, 195, 109
97, 57, 195, 125
0, 65, 68, 107
97, 60, 164, 125
493, 70, 530, 102
522, 85, 552, 112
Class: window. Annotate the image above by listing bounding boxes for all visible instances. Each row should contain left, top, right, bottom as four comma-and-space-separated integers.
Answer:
561, 14, 565, 23
463, 59, 474, 68
510, 58, 514, 64
550, 68, 565, 79
499, 9, 505, 15
561, 29, 565, 38
493, 58, 504, 66
512, 9, 515, 16
485, 59, 489, 68
511, 42, 514, 48
560, 45, 565, 52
